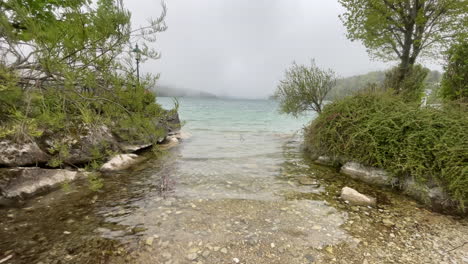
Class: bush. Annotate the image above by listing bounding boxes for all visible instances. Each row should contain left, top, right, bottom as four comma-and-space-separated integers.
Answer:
382, 64, 429, 102
305, 92, 468, 210
440, 38, 468, 102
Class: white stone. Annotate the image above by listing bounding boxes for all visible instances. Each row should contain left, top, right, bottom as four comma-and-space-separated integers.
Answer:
100, 154, 139, 171
175, 131, 192, 140
315, 156, 332, 165
340, 187, 376, 206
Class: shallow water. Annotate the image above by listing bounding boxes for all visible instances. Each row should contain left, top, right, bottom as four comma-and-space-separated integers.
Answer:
1, 98, 467, 264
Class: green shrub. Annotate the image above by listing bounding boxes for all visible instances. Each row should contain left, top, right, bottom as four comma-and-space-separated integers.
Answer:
440, 38, 468, 102
382, 64, 429, 102
305, 92, 468, 210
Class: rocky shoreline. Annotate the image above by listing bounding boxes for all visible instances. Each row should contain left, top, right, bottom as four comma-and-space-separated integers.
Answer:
0, 112, 183, 205
310, 155, 459, 214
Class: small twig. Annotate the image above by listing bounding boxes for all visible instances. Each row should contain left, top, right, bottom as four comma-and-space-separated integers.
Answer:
446, 242, 468, 252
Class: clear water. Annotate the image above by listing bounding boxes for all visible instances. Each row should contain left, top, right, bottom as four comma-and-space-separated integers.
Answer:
155, 97, 316, 200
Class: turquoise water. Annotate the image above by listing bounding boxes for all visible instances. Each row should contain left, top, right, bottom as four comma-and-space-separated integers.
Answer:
157, 97, 313, 134
153, 97, 317, 200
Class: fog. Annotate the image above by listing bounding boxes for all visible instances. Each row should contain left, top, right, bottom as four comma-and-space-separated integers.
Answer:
124, 0, 435, 99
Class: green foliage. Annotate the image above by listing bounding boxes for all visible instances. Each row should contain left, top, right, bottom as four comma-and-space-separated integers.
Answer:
47, 142, 70, 168
0, 0, 173, 147
0, 66, 21, 120
305, 92, 468, 211
329, 68, 441, 101
274, 60, 337, 115
383, 64, 429, 102
440, 38, 468, 102
87, 172, 104, 192
339, 0, 467, 66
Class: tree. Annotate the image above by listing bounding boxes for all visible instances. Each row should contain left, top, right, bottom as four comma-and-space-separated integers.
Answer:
274, 61, 336, 115
0, 0, 169, 142
440, 37, 468, 101
339, 0, 467, 90
0, 0, 167, 91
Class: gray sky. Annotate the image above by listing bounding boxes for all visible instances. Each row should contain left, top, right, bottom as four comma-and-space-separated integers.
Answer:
124, 0, 434, 99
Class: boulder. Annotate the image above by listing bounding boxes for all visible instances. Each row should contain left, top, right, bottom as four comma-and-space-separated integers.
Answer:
340, 187, 376, 206
0, 167, 80, 198
340, 162, 393, 186
40, 125, 119, 165
402, 177, 453, 210
0, 139, 49, 167
100, 154, 141, 172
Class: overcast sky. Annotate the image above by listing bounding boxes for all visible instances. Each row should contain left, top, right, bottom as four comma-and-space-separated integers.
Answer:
124, 0, 436, 99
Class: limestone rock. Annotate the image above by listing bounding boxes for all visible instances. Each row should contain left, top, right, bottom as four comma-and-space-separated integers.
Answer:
340, 187, 376, 206
40, 125, 118, 165
402, 177, 452, 210
340, 162, 392, 186
0, 140, 49, 167
315, 156, 333, 166
0, 167, 79, 198
100, 154, 140, 172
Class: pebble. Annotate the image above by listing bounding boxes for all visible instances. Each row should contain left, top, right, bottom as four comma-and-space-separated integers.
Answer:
162, 252, 172, 259
145, 237, 154, 246
187, 253, 198, 261
233, 257, 240, 263
220, 248, 228, 254
304, 254, 315, 262
382, 219, 395, 227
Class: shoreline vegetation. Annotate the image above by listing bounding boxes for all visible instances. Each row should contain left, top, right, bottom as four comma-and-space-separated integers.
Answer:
274, 0, 467, 214
0, 1, 181, 201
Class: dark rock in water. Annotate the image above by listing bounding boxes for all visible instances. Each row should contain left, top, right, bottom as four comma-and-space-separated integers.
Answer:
164, 110, 181, 133
0, 140, 49, 167
0, 167, 81, 198
0, 196, 16, 207
298, 177, 320, 187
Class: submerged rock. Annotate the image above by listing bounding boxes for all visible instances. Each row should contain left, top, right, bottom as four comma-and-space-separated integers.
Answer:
0, 140, 49, 167
340, 187, 376, 206
298, 177, 320, 187
315, 156, 333, 166
402, 177, 453, 211
100, 154, 141, 172
340, 162, 393, 186
0, 167, 80, 198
